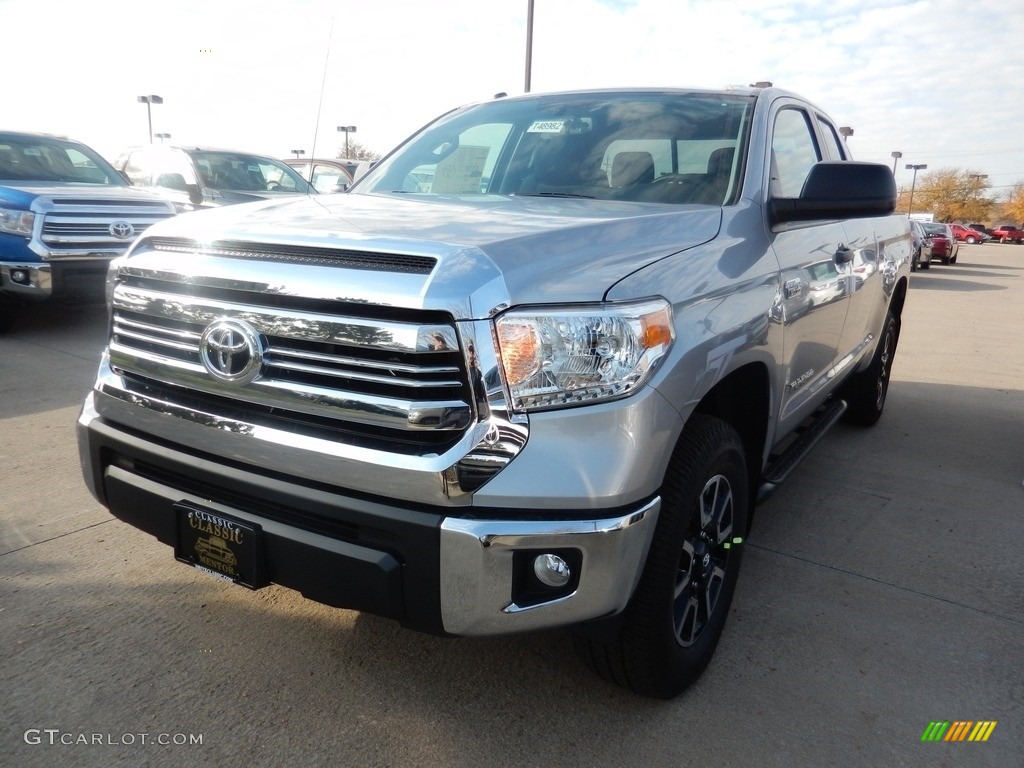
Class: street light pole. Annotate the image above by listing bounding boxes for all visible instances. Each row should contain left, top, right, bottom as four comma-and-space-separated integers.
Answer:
137, 95, 164, 143
905, 163, 927, 215
155, 133, 171, 144
890, 151, 902, 175
337, 125, 357, 158
291, 149, 306, 160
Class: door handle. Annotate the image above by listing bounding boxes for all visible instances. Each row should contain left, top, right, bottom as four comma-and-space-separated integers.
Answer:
835, 245, 854, 264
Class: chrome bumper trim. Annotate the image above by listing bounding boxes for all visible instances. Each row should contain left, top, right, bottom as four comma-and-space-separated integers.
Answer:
0, 263, 52, 298
439, 499, 660, 635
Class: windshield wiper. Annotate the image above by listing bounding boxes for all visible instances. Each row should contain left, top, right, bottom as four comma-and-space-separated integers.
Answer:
516, 192, 596, 199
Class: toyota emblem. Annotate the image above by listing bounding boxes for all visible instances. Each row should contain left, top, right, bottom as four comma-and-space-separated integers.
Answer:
109, 221, 135, 239
200, 319, 263, 383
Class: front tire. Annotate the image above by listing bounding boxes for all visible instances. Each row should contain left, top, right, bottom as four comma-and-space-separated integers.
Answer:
842, 310, 899, 426
574, 414, 749, 698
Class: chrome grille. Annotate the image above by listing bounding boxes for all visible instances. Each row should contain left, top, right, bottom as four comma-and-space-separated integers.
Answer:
40, 197, 175, 255
108, 283, 473, 450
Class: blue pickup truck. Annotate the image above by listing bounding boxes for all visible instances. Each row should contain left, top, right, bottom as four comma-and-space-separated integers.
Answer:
0, 131, 177, 328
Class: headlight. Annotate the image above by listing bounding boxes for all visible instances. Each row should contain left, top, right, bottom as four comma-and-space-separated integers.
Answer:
495, 298, 674, 412
0, 207, 35, 237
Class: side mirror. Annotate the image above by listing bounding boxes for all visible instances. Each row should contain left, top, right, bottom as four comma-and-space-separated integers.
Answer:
769, 161, 896, 225
185, 183, 203, 205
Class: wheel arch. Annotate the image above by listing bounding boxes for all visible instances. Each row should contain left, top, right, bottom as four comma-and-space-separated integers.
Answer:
690, 362, 771, 516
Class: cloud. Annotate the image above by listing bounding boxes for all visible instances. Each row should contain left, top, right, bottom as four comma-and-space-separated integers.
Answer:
3, 0, 1023, 192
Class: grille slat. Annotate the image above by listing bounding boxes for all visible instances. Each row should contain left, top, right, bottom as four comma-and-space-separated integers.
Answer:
39, 196, 174, 252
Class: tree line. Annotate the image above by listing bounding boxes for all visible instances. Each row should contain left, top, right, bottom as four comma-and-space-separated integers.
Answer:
897, 168, 1024, 225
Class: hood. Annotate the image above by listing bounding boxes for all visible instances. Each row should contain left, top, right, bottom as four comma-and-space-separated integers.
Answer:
0, 181, 173, 208
137, 192, 722, 316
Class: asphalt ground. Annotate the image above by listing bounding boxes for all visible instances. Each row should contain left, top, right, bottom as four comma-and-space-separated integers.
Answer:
1, 242, 1021, 767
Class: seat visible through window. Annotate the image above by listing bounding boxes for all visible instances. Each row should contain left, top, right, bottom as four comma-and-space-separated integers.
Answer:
611, 151, 655, 187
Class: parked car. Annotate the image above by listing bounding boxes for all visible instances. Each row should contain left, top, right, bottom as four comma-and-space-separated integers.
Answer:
116, 145, 315, 208
80, 84, 911, 699
949, 223, 988, 244
285, 158, 354, 194
967, 223, 995, 240
921, 222, 958, 264
909, 219, 933, 270
0, 130, 176, 326
286, 157, 373, 194
991, 224, 1024, 244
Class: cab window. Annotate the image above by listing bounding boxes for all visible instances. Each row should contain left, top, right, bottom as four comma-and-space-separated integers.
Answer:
816, 117, 848, 161
771, 108, 821, 198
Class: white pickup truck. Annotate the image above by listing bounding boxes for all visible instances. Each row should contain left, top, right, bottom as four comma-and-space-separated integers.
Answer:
78, 85, 911, 698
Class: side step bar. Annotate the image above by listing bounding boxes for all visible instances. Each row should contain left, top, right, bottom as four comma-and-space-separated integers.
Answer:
758, 398, 847, 503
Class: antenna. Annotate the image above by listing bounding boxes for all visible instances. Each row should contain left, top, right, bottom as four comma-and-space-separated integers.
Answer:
308, 17, 335, 185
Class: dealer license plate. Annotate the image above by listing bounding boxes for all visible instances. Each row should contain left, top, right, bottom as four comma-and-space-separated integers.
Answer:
174, 502, 263, 589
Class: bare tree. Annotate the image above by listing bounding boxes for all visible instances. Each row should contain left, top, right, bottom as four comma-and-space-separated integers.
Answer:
337, 141, 381, 162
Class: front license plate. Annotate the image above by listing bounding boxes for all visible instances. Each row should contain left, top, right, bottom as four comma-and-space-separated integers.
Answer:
174, 503, 263, 589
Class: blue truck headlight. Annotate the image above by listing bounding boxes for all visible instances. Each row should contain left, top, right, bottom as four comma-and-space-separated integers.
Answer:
495, 298, 674, 412
0, 207, 35, 237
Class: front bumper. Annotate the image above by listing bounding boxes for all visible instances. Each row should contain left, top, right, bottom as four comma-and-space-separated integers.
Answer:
1, 259, 110, 301
78, 393, 660, 636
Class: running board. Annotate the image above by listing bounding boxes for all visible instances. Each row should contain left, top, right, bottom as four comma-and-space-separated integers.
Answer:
758, 399, 847, 503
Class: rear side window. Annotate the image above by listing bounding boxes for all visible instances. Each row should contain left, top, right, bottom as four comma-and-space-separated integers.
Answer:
816, 117, 848, 161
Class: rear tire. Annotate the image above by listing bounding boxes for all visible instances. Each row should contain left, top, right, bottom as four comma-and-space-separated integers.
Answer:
842, 310, 899, 426
574, 414, 749, 698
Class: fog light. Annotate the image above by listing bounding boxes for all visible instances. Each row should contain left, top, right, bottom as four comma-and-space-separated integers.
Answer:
533, 553, 572, 588
11, 269, 30, 285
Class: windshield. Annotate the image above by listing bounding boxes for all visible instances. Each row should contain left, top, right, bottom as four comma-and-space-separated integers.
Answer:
0, 133, 127, 185
357, 91, 753, 206
189, 151, 314, 193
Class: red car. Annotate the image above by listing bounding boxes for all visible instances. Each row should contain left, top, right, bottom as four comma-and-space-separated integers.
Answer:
991, 224, 1024, 244
921, 222, 958, 264
950, 223, 988, 244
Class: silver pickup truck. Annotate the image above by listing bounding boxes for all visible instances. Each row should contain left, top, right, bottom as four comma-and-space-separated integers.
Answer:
78, 85, 911, 698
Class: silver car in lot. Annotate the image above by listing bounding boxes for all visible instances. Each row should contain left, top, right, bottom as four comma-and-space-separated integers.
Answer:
116, 145, 315, 208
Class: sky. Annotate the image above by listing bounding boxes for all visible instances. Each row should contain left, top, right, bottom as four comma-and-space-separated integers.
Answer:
3, 0, 1024, 197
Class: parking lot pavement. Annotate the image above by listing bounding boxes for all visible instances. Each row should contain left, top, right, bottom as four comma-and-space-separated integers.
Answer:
2, 244, 1022, 767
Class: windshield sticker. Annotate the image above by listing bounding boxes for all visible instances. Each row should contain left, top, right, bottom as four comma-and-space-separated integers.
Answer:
527, 120, 566, 134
